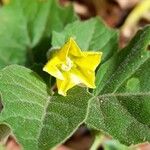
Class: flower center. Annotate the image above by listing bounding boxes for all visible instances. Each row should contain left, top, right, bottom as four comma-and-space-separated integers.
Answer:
61, 57, 73, 71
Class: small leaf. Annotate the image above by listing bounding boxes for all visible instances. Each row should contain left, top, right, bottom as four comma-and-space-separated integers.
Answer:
0, 65, 92, 150
86, 26, 150, 145
51, 17, 118, 63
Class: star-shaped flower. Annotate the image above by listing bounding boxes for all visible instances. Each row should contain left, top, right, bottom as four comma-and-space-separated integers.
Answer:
43, 38, 102, 96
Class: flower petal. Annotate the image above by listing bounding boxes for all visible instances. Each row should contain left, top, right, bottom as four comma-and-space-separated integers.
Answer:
57, 72, 80, 96
71, 67, 96, 88
74, 52, 102, 71
68, 38, 83, 57
43, 56, 64, 80
57, 39, 71, 61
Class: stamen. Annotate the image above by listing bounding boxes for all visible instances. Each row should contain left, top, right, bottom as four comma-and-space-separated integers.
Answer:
61, 57, 73, 71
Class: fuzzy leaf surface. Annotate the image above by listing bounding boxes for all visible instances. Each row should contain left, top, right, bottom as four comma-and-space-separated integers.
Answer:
86, 26, 150, 145
0, 65, 92, 150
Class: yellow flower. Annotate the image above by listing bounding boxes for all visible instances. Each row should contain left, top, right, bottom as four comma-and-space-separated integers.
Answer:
43, 38, 102, 96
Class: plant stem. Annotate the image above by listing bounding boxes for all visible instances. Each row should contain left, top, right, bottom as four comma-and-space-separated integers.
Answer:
90, 133, 105, 150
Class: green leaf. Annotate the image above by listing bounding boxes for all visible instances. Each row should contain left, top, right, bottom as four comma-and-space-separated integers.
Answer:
51, 17, 118, 62
0, 0, 76, 69
0, 65, 92, 150
86, 26, 150, 145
